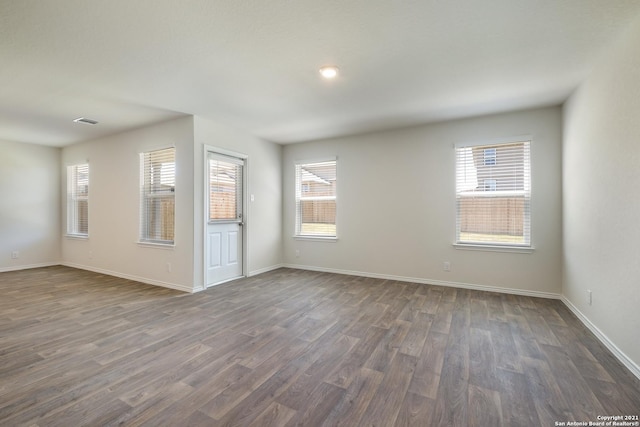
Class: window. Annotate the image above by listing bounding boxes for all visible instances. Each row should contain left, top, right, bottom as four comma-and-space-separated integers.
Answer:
455, 140, 531, 247
484, 179, 497, 192
295, 160, 337, 238
483, 148, 497, 166
140, 148, 175, 244
66, 163, 89, 236
208, 154, 243, 221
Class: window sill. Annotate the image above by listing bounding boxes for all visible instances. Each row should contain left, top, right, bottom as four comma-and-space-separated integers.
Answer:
137, 241, 175, 249
453, 243, 534, 253
65, 234, 88, 240
293, 236, 338, 242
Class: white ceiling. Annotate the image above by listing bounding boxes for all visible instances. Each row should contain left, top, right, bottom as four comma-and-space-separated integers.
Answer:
2, 0, 640, 147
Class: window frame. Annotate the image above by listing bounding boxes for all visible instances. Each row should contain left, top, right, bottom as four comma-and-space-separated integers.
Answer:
139, 147, 176, 246
207, 152, 244, 223
294, 158, 338, 241
454, 138, 533, 252
66, 163, 89, 238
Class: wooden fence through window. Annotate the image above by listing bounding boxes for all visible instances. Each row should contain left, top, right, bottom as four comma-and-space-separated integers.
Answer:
459, 197, 524, 235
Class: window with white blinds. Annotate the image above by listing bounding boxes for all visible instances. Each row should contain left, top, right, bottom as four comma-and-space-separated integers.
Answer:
208, 154, 243, 222
455, 140, 531, 247
140, 148, 175, 244
295, 160, 337, 238
66, 163, 89, 237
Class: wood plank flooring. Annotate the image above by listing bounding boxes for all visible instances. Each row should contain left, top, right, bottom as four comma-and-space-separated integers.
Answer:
1, 266, 638, 426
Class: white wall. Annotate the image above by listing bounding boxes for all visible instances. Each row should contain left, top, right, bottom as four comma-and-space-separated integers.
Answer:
563, 15, 640, 372
283, 106, 563, 295
193, 117, 283, 288
59, 115, 282, 291
61, 117, 196, 291
0, 140, 60, 271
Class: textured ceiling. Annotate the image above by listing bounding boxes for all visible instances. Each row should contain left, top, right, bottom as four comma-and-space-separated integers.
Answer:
1, 0, 640, 147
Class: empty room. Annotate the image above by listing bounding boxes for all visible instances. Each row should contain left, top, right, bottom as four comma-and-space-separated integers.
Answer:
1, 1, 639, 426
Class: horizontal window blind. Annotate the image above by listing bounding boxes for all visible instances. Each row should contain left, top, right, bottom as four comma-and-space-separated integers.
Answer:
209, 153, 243, 221
295, 160, 337, 237
140, 148, 175, 244
455, 141, 531, 246
67, 163, 89, 236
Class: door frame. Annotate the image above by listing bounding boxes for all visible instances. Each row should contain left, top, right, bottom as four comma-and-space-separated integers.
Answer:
203, 144, 249, 288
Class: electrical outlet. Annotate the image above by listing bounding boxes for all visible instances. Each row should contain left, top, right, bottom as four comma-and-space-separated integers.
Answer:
295, 250, 300, 258
587, 290, 592, 305
167, 262, 172, 273
11, 251, 19, 259
443, 261, 451, 272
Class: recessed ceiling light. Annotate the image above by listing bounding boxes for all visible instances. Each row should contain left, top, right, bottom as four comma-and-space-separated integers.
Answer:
319, 66, 339, 79
73, 117, 98, 125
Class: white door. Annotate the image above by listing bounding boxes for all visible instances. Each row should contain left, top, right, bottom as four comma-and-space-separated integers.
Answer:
206, 152, 244, 286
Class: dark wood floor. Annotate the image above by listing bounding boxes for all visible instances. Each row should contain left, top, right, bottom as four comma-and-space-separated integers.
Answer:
0, 266, 638, 426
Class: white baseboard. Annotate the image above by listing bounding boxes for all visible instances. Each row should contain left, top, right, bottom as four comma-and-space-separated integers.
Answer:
248, 263, 285, 277
282, 264, 561, 299
561, 296, 640, 380
0, 262, 60, 273
61, 262, 194, 293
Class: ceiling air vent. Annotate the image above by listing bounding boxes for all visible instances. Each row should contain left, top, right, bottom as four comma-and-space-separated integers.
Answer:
73, 117, 99, 125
